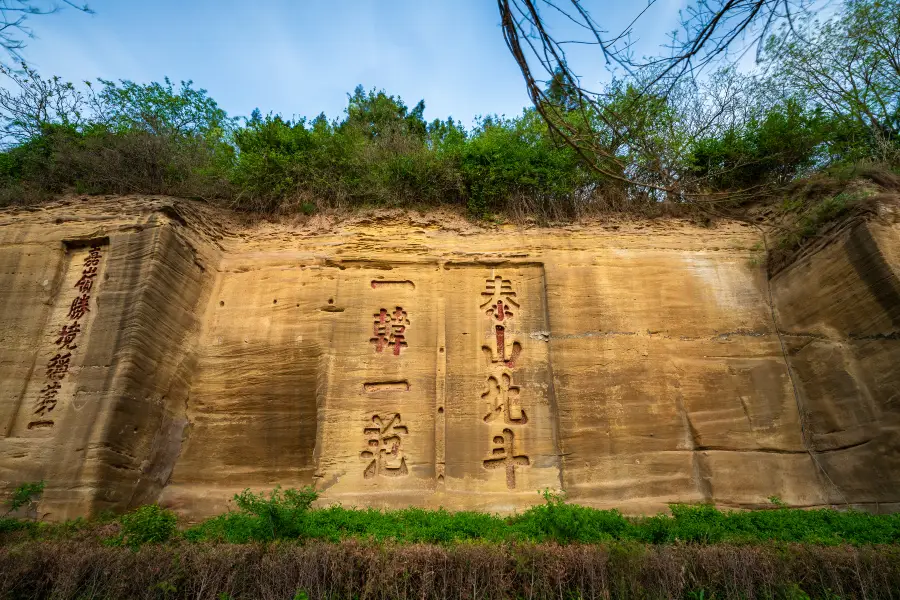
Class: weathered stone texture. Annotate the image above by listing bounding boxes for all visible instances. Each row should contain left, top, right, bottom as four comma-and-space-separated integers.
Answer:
772, 212, 900, 510
0, 197, 897, 519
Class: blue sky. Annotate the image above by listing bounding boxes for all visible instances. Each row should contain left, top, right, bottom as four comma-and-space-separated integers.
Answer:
20, 0, 693, 126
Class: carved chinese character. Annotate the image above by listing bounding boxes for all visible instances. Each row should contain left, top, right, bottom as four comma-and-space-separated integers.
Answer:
83, 251, 101, 267
55, 322, 81, 350
480, 276, 520, 322
360, 413, 409, 478
482, 327, 522, 368
483, 372, 528, 424
45, 353, 71, 381
74, 250, 100, 292
67, 295, 91, 321
29, 245, 104, 432
74, 273, 94, 294
34, 382, 61, 416
370, 307, 409, 356
483, 428, 530, 490
480, 276, 522, 368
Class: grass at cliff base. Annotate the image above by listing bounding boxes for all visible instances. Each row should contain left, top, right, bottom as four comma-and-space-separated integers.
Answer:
4, 488, 898, 547
2, 488, 900, 598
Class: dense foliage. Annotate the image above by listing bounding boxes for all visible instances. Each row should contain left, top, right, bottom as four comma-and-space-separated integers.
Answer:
3, 487, 898, 548
0, 77, 602, 219
0, 0, 895, 222
177, 488, 900, 546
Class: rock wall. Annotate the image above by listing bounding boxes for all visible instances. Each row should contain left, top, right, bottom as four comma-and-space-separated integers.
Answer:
0, 197, 897, 520
772, 214, 900, 511
0, 200, 220, 519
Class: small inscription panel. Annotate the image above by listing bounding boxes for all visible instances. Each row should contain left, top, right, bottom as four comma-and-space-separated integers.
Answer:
16, 242, 108, 435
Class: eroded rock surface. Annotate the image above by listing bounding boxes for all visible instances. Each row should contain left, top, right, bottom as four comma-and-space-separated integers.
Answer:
0, 197, 897, 519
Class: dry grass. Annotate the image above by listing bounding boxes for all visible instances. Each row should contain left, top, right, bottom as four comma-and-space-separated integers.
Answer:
0, 541, 898, 599
764, 164, 900, 275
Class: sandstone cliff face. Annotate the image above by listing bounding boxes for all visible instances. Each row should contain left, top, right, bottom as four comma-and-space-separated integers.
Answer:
0, 197, 897, 520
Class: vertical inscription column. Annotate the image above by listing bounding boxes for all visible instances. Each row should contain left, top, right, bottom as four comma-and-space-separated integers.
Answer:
480, 277, 529, 489
443, 265, 561, 503
12, 242, 108, 436
314, 269, 439, 506
360, 307, 411, 478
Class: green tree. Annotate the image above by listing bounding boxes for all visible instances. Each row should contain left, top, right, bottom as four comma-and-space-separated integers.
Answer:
688, 98, 832, 190
0, 63, 86, 147
341, 85, 427, 141
0, 70, 236, 201
230, 113, 317, 205
769, 0, 900, 160
92, 77, 234, 138
459, 109, 590, 217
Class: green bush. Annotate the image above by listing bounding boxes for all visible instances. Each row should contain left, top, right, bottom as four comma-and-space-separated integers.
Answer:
0, 73, 608, 217
688, 99, 834, 191
509, 490, 630, 542
185, 486, 318, 543
459, 111, 589, 218
771, 188, 873, 260
0, 33, 898, 215
225, 90, 595, 217
4, 480, 45, 516
0, 517, 28, 534
117, 504, 178, 548
0, 485, 897, 547
176, 487, 900, 546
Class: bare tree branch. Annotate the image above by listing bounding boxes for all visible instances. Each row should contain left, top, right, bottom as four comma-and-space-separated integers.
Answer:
0, 1, 93, 67
496, 0, 818, 201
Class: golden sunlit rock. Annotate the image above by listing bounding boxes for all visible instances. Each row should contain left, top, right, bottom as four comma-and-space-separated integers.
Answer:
0, 196, 897, 520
